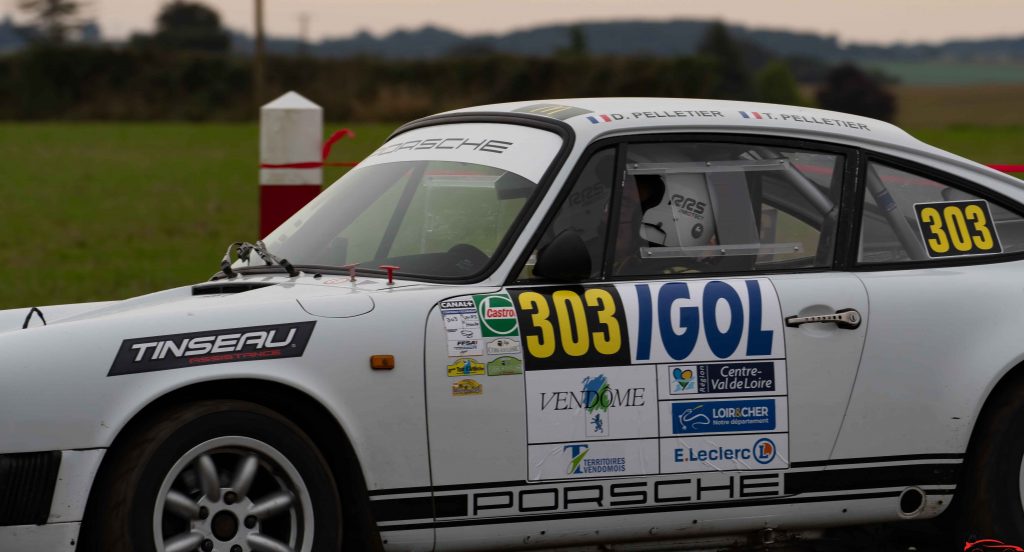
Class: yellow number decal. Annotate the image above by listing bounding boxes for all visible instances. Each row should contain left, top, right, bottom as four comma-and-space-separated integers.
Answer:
965, 204, 995, 250
518, 291, 556, 358
551, 290, 589, 357
919, 207, 949, 254
943, 206, 972, 252
585, 288, 622, 356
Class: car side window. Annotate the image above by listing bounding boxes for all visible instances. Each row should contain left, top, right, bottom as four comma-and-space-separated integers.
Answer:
611, 141, 843, 277
517, 148, 615, 280
857, 161, 1024, 264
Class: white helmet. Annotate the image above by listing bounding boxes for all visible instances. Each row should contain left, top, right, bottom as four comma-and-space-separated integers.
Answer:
639, 172, 715, 248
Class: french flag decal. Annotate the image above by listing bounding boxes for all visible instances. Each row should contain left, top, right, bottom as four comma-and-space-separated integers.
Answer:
739, 111, 764, 119
587, 114, 614, 124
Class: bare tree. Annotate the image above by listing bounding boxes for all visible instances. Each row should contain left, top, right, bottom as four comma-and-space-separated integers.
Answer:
18, 0, 87, 44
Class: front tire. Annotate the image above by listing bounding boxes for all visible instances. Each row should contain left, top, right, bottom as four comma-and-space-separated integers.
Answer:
85, 400, 342, 552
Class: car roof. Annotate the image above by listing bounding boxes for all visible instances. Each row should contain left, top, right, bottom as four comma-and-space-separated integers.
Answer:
447, 97, 921, 149
419, 97, 1023, 196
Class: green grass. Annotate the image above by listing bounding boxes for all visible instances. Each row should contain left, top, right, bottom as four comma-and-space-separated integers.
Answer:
896, 84, 1024, 128
909, 126, 1024, 167
0, 122, 396, 309
0, 122, 1020, 310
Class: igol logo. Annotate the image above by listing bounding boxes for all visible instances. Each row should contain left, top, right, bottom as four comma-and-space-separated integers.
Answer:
477, 294, 518, 336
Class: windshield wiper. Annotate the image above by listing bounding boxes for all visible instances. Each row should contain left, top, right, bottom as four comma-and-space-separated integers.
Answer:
220, 240, 299, 278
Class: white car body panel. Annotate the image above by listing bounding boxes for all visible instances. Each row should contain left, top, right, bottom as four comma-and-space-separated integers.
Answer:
1, 97, 1019, 550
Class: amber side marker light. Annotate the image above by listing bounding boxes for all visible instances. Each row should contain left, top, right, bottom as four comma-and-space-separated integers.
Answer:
370, 355, 395, 370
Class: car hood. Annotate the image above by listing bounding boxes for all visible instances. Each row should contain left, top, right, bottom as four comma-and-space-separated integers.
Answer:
0, 273, 429, 334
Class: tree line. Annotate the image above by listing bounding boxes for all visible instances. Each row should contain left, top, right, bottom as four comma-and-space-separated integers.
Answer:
4, 1, 894, 122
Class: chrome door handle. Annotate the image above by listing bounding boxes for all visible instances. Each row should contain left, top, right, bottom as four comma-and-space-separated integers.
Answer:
785, 308, 862, 330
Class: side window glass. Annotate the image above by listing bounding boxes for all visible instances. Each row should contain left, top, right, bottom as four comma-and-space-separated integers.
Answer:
518, 148, 615, 280
612, 142, 843, 277
857, 162, 1024, 264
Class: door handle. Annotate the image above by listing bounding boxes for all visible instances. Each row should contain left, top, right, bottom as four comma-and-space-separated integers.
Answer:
785, 308, 862, 330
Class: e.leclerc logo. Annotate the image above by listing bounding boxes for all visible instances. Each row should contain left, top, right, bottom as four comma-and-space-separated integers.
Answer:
475, 294, 519, 337
674, 437, 777, 465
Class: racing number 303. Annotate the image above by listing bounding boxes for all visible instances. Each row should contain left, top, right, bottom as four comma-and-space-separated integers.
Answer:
914, 200, 1002, 258
513, 287, 631, 370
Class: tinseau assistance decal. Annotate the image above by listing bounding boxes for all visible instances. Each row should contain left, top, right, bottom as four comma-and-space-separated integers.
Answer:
108, 321, 316, 376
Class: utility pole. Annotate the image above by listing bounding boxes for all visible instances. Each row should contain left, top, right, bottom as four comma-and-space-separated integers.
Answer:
298, 12, 309, 56
253, 0, 266, 109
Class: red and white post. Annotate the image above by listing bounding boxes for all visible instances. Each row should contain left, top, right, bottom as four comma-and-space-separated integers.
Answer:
259, 91, 323, 237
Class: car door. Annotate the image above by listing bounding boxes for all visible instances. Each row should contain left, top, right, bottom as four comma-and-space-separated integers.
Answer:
423, 137, 870, 550
834, 158, 1024, 465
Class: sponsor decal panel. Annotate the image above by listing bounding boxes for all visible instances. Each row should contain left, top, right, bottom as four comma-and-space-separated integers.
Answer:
452, 379, 483, 396
486, 338, 521, 355
486, 356, 523, 376
526, 365, 657, 446
617, 279, 784, 365
664, 398, 787, 436
440, 298, 483, 357
474, 293, 520, 337
512, 285, 631, 370
913, 200, 1002, 258
447, 358, 485, 377
517, 278, 788, 480
439, 294, 526, 380
527, 439, 658, 480
109, 322, 316, 376
659, 434, 789, 473
663, 360, 784, 397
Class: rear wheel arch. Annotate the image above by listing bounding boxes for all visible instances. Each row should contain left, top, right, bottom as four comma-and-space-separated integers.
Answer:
945, 359, 1024, 540
78, 378, 382, 551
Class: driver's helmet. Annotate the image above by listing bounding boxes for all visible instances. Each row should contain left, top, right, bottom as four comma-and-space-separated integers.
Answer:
638, 172, 715, 248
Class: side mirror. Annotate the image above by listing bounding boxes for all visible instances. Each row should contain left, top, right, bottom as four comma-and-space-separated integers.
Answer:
533, 231, 591, 282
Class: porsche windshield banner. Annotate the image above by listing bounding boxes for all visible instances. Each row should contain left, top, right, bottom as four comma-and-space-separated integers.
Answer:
108, 321, 316, 376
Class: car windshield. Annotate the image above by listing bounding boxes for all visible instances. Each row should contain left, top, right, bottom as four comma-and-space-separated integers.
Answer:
257, 122, 563, 280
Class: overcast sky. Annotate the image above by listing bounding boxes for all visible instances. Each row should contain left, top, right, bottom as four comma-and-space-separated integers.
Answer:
3, 0, 1023, 45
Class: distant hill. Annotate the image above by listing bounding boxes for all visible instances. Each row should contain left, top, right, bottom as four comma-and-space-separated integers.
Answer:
231, 19, 1024, 64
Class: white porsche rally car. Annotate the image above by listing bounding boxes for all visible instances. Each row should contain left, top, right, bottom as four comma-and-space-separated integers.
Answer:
3, 98, 1023, 552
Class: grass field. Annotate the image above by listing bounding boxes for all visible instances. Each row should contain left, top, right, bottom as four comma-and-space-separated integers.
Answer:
0, 121, 1021, 310
896, 84, 1024, 128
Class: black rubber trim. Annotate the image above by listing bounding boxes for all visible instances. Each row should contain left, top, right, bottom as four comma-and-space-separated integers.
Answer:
0, 451, 62, 526
791, 452, 964, 468
369, 485, 433, 497
371, 496, 433, 523
21, 306, 47, 329
191, 282, 276, 295
377, 490, 902, 532
784, 463, 960, 494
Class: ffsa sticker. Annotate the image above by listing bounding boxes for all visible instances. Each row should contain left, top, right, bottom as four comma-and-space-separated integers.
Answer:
914, 200, 1002, 258
511, 286, 630, 370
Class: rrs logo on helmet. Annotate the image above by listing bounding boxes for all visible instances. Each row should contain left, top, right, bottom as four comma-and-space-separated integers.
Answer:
670, 194, 707, 220
108, 321, 316, 376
